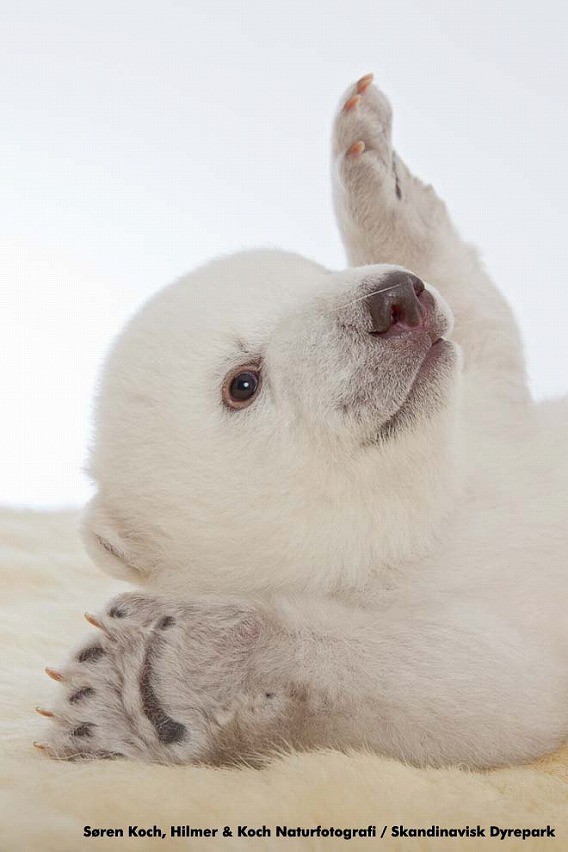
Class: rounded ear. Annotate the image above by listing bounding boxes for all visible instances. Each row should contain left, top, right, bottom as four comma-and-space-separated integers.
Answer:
81, 496, 145, 582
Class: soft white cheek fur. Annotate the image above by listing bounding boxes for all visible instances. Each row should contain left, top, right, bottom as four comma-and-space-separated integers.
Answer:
83, 253, 461, 598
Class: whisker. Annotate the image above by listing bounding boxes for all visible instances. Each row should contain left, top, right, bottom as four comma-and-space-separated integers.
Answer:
325, 283, 402, 315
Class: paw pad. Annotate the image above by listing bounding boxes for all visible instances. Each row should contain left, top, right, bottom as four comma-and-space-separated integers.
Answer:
69, 687, 94, 704
72, 723, 94, 739
77, 645, 104, 663
108, 605, 126, 618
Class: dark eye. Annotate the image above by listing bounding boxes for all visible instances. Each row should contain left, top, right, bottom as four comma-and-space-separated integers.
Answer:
222, 366, 261, 410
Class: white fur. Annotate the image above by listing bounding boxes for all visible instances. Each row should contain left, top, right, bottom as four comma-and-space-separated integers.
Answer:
47, 79, 568, 768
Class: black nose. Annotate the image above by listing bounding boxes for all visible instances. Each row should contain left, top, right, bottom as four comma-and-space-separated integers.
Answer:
367, 270, 425, 334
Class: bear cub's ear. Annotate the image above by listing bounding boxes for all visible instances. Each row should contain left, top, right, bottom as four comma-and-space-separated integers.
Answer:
81, 496, 145, 582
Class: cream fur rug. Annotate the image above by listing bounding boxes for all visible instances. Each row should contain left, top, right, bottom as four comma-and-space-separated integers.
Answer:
2, 508, 568, 852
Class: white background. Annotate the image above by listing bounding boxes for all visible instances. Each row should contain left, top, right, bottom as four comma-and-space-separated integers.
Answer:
1, 0, 566, 508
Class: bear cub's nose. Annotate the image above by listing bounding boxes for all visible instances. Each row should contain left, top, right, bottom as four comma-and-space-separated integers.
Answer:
367, 271, 425, 335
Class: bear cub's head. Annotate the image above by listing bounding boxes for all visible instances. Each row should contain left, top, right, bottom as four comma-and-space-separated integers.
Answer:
83, 250, 460, 596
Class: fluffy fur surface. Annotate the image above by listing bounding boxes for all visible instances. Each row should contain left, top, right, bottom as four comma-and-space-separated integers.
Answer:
3, 507, 568, 852
6, 76, 568, 846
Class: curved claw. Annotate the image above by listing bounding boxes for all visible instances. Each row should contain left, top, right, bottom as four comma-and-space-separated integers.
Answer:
33, 741, 51, 753
45, 667, 64, 682
347, 140, 366, 158
357, 73, 374, 93
344, 94, 361, 112
35, 706, 54, 718
84, 612, 106, 631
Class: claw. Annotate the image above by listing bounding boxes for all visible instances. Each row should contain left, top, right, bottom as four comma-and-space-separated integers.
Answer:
84, 612, 105, 630
357, 73, 374, 93
33, 741, 50, 752
35, 706, 54, 718
347, 140, 366, 158
344, 94, 361, 112
45, 667, 64, 682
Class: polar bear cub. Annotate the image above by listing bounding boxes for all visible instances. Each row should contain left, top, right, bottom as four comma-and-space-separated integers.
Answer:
36, 76, 568, 769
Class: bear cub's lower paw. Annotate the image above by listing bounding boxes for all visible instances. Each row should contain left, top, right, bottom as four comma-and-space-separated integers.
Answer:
34, 593, 282, 764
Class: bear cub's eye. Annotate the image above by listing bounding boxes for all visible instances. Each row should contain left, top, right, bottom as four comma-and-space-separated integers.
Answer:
222, 365, 261, 410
